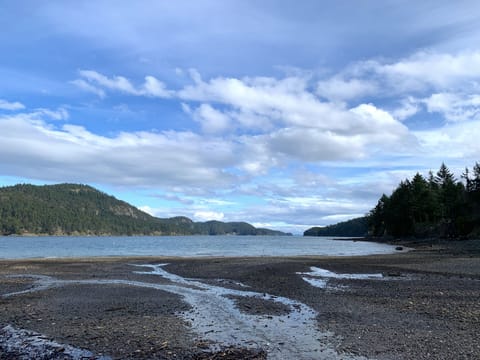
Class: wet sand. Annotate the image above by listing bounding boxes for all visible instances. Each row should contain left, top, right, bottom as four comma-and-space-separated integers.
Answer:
0, 241, 479, 359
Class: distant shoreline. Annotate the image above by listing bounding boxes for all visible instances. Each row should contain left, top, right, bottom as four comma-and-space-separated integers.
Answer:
1, 233, 293, 237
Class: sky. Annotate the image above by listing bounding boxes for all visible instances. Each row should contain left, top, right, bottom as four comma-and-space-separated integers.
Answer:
1, 1, 480, 234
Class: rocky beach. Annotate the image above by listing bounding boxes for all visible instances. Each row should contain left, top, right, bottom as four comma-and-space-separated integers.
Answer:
1, 240, 479, 359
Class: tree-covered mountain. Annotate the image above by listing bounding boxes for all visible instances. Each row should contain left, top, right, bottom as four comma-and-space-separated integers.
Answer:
304, 217, 368, 237
0, 183, 290, 236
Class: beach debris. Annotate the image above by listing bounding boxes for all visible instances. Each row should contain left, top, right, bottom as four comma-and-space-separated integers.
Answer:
192, 345, 267, 359
0, 325, 111, 359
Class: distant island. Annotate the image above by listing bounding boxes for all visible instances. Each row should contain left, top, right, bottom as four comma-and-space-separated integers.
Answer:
305, 162, 480, 240
0, 183, 291, 236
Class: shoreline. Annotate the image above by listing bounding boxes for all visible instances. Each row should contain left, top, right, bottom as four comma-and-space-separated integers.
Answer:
1, 243, 479, 359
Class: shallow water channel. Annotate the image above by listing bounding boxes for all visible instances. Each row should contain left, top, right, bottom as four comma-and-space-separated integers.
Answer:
1, 264, 373, 359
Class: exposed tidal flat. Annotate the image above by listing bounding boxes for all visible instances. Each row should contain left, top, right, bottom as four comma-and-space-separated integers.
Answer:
0, 240, 479, 359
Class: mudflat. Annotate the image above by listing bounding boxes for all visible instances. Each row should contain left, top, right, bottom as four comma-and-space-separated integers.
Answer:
0, 240, 479, 359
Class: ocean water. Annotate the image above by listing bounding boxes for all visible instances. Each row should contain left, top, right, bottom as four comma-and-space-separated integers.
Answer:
0, 235, 399, 259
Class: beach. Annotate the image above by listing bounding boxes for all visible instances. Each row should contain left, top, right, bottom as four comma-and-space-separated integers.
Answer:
1, 241, 479, 359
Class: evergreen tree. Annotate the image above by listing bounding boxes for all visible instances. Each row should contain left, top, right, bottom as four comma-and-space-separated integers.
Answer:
368, 194, 390, 236
367, 162, 480, 239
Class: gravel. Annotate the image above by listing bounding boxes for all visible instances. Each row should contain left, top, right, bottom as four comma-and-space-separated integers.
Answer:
0, 241, 479, 359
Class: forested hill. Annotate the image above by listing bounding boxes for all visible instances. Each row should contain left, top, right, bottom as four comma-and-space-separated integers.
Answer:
368, 163, 480, 239
305, 162, 480, 240
304, 217, 368, 237
0, 183, 290, 236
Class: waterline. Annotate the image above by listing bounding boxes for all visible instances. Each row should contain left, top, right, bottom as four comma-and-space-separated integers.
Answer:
0, 235, 402, 259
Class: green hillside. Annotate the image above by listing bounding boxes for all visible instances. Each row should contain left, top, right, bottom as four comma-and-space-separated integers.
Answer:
304, 217, 368, 237
0, 183, 289, 236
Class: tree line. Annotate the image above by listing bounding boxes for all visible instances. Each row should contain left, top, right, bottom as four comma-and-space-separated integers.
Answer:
368, 162, 480, 238
304, 217, 368, 237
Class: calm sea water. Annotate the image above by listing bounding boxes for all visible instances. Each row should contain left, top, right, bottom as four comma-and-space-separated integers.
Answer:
0, 235, 400, 259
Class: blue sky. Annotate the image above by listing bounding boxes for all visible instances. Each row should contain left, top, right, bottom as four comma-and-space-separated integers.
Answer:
1, 1, 480, 233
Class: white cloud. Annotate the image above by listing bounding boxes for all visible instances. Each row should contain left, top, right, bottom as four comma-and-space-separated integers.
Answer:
231, 111, 273, 132
175, 72, 416, 162
227, 195, 371, 230
0, 113, 238, 189
33, 108, 69, 121
71, 79, 106, 98
138, 205, 155, 216
308, 50, 480, 118
235, 137, 278, 175
178, 74, 332, 129
79, 70, 136, 93
423, 92, 480, 122
70, 57, 480, 162
338, 50, 480, 98
376, 51, 480, 90
414, 120, 480, 161
391, 97, 420, 121
0, 99, 25, 111
316, 77, 377, 101
191, 103, 231, 134
258, 103, 415, 164
267, 127, 366, 161
200, 198, 236, 206
193, 211, 225, 222
142, 75, 172, 98
74, 70, 172, 98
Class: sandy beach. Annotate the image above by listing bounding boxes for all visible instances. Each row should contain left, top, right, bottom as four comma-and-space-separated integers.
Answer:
1, 240, 479, 359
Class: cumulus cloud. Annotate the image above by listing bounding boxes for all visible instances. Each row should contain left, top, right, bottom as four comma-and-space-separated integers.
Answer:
316, 77, 377, 101
0, 99, 25, 111
374, 50, 480, 90
137, 205, 156, 216
414, 119, 480, 161
193, 211, 225, 222
74, 70, 172, 98
68, 49, 480, 161
0, 113, 238, 189
175, 72, 416, 162
267, 127, 366, 161
391, 97, 420, 121
190, 103, 232, 134
236, 102, 416, 165
423, 92, 480, 122
309, 50, 480, 123
142, 75, 172, 97
331, 50, 480, 99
